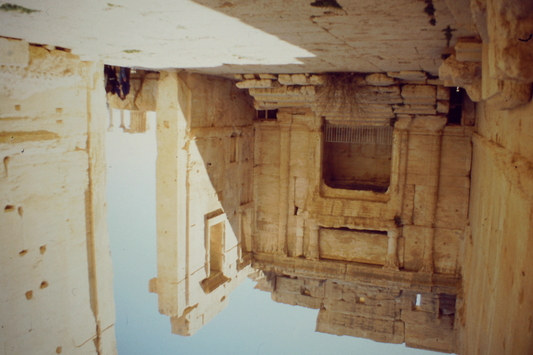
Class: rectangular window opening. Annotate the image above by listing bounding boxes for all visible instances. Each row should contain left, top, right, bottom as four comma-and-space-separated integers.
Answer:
256, 109, 278, 120
322, 123, 393, 192
209, 222, 224, 274
447, 87, 463, 125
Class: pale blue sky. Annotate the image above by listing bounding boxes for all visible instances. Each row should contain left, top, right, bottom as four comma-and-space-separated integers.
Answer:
105, 112, 448, 355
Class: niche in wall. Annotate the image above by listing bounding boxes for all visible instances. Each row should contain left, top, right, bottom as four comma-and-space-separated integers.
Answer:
322, 123, 393, 192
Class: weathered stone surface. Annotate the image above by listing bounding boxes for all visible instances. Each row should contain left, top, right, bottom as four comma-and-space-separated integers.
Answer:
485, 0, 533, 81
487, 80, 532, 110
401, 85, 436, 105
135, 74, 159, 111
0, 37, 29, 66
444, 0, 478, 34
319, 228, 388, 265
0, 46, 85, 99
365, 73, 396, 86
236, 79, 280, 88
0, 44, 116, 355
258, 73, 277, 79
2, 1, 533, 353
439, 54, 481, 88
393, 105, 436, 115
455, 41, 482, 62
278, 74, 293, 85
387, 71, 427, 81
437, 100, 450, 114
317, 310, 405, 344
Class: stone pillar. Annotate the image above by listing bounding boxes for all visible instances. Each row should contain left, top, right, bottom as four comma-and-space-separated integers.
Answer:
155, 71, 190, 316
277, 121, 291, 255
383, 228, 400, 270
306, 220, 320, 260
408, 116, 446, 273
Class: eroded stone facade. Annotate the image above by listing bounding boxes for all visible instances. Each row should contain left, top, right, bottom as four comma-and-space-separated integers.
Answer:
148, 70, 472, 353
0, 39, 116, 355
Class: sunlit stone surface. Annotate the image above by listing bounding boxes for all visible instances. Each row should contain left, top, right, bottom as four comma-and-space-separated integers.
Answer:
1, 1, 533, 354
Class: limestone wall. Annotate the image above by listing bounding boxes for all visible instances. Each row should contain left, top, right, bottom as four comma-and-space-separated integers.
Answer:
457, 98, 533, 355
0, 39, 116, 354
248, 76, 471, 276
151, 71, 256, 336
251, 266, 457, 353
243, 72, 473, 353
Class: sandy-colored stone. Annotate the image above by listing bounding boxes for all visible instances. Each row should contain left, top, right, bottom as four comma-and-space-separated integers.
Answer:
5, 2, 532, 353
455, 41, 482, 62
0, 37, 29, 66
0, 44, 117, 355
439, 54, 481, 88
236, 79, 280, 88
365, 73, 396, 87
387, 71, 427, 81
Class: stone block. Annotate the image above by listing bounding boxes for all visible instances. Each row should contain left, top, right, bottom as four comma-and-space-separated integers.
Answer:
387, 71, 427, 81
259, 73, 277, 79
435, 187, 470, 230
243, 74, 255, 79
325, 281, 344, 300
275, 276, 304, 294
487, 81, 532, 110
401, 184, 415, 226
0, 38, 29, 66
278, 74, 293, 85
413, 185, 438, 226
433, 228, 461, 275
406, 133, 441, 181
440, 135, 472, 178
401, 308, 438, 324
365, 73, 396, 86
439, 54, 481, 88
427, 79, 445, 86
403, 225, 431, 271
236, 79, 280, 89
485, 2, 533, 81
409, 115, 447, 133
464, 79, 482, 102
436, 86, 450, 100
481, 44, 499, 101
357, 285, 402, 300
444, 0, 478, 33
405, 321, 455, 353
401, 85, 436, 105
324, 299, 397, 320
271, 291, 323, 309
393, 105, 436, 115
400, 79, 428, 85
319, 228, 388, 265
309, 75, 326, 85
455, 41, 482, 62
317, 310, 405, 344
436, 100, 449, 114
292, 74, 309, 85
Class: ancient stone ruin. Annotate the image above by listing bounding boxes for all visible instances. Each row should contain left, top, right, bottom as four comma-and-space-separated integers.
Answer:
1, 0, 533, 354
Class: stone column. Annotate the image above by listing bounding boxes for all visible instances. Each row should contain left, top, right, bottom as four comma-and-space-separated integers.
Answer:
408, 116, 446, 273
277, 121, 291, 255
383, 228, 400, 270
306, 220, 320, 260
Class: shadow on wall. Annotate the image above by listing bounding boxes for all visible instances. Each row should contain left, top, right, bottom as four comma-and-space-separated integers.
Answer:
188, 0, 475, 75
150, 71, 256, 337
